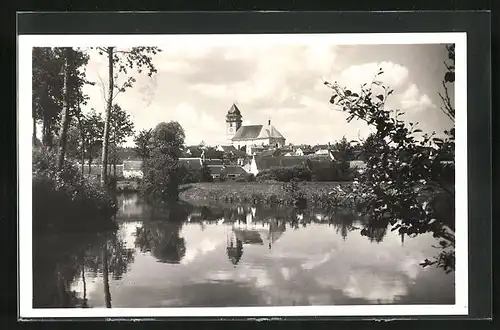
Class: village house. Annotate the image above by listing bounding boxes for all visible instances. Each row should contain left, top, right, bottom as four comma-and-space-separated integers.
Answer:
248, 155, 310, 176
215, 145, 237, 153
178, 157, 203, 170
179, 157, 247, 180
349, 160, 367, 173
123, 160, 143, 179
215, 144, 247, 165
207, 165, 225, 180
224, 165, 248, 180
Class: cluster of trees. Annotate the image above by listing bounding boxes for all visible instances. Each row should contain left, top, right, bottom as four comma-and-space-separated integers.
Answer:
136, 122, 187, 202
324, 44, 456, 272
177, 164, 213, 184
32, 46, 161, 232
33, 46, 161, 187
60, 105, 134, 177
255, 161, 356, 183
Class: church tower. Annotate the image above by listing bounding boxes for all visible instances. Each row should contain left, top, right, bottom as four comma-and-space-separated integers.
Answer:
226, 103, 242, 142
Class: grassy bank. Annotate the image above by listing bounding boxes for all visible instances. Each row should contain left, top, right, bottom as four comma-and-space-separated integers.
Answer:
179, 181, 351, 207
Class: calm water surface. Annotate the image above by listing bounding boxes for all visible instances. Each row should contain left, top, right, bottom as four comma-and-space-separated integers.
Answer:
33, 193, 455, 308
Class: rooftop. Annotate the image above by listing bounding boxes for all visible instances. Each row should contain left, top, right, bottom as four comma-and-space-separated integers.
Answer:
179, 158, 203, 170
224, 165, 247, 175
232, 124, 285, 141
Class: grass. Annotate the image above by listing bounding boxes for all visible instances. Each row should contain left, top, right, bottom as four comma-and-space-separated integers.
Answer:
179, 181, 351, 207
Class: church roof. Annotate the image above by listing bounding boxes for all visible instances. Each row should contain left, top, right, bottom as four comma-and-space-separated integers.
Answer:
232, 124, 285, 141
258, 125, 285, 140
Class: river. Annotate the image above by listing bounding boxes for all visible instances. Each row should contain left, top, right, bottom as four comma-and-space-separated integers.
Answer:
32, 192, 455, 308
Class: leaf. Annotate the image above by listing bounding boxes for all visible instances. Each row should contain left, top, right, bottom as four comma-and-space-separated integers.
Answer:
345, 90, 352, 96
351, 93, 359, 98
444, 71, 455, 83
376, 94, 384, 102
329, 94, 337, 104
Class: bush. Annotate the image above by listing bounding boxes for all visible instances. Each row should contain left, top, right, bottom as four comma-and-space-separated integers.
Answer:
236, 173, 255, 182
256, 165, 312, 182
141, 154, 181, 202
178, 164, 213, 184
33, 149, 117, 233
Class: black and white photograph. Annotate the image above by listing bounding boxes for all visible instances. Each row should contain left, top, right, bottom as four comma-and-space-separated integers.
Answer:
18, 32, 468, 318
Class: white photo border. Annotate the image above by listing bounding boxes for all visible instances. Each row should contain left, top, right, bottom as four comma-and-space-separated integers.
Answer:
18, 32, 468, 318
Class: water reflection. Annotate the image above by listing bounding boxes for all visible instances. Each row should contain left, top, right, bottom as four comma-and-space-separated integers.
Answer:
136, 222, 186, 264
33, 193, 455, 308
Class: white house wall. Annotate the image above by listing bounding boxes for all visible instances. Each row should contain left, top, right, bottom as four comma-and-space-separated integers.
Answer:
123, 170, 143, 179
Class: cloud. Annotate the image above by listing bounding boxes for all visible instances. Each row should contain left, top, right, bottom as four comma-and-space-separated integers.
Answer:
170, 103, 221, 145
187, 45, 338, 112
339, 61, 410, 91
175, 103, 198, 123
400, 84, 435, 111
343, 271, 408, 303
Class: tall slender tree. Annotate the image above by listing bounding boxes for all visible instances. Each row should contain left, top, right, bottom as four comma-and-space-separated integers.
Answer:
108, 104, 135, 176
57, 48, 73, 170
95, 46, 161, 187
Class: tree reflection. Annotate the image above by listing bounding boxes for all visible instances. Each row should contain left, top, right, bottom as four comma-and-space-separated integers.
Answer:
84, 231, 136, 280
135, 221, 186, 264
226, 238, 243, 265
327, 209, 359, 241
32, 225, 136, 308
360, 218, 389, 243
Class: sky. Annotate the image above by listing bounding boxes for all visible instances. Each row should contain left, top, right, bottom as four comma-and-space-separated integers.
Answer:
79, 41, 455, 147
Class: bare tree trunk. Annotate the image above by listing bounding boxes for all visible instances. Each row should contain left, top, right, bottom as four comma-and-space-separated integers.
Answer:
81, 147, 85, 176
57, 47, 73, 171
33, 117, 37, 146
102, 242, 112, 308
88, 158, 92, 175
101, 47, 114, 187
82, 265, 88, 308
42, 118, 50, 148
75, 102, 85, 176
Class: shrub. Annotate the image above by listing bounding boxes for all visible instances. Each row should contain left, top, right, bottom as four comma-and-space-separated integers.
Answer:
256, 165, 312, 182
140, 121, 186, 202
32, 149, 117, 233
236, 173, 255, 182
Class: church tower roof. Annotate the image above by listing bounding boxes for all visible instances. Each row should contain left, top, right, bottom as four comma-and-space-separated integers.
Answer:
226, 103, 243, 123
228, 103, 242, 116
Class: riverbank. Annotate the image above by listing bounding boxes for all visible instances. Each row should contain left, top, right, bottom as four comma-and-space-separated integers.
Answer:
179, 181, 351, 207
